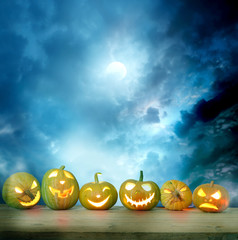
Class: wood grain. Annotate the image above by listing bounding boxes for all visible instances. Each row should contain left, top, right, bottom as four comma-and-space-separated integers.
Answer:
0, 204, 238, 239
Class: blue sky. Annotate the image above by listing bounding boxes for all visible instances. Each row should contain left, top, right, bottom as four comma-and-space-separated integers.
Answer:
0, 0, 238, 206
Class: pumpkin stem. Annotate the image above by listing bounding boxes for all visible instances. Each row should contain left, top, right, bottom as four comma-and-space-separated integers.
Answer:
210, 181, 214, 187
59, 165, 65, 170
139, 170, 143, 182
174, 190, 182, 201
25, 190, 35, 200
94, 172, 102, 183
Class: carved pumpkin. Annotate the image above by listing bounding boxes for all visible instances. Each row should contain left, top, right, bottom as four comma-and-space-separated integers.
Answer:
41, 165, 79, 210
79, 172, 118, 210
2, 172, 41, 209
192, 181, 230, 212
161, 180, 192, 210
119, 171, 160, 210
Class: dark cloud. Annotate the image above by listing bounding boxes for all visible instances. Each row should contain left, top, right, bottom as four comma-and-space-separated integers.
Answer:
167, 0, 238, 45
176, 102, 238, 205
175, 73, 238, 137
143, 107, 160, 123
174, 111, 196, 138
169, 0, 238, 205
174, 69, 238, 206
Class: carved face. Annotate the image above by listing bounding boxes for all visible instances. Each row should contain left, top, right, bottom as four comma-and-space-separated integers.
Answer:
160, 180, 192, 210
192, 181, 230, 212
79, 172, 118, 210
2, 172, 41, 209
119, 171, 160, 210
41, 166, 79, 210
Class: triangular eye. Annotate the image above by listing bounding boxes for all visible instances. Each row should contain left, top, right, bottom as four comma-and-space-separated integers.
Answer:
48, 170, 58, 178
142, 183, 151, 191
164, 189, 172, 193
125, 182, 136, 190
15, 187, 23, 193
197, 188, 206, 197
64, 171, 74, 179
211, 191, 221, 200
180, 186, 187, 192
31, 180, 38, 189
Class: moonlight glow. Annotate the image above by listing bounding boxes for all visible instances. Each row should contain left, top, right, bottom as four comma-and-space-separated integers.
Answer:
106, 62, 127, 80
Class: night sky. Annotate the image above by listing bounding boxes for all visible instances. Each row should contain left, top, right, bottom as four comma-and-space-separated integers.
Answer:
1, 0, 238, 206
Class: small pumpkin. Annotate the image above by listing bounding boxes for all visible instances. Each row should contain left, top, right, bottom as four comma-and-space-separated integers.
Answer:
160, 180, 192, 210
192, 181, 230, 213
2, 172, 41, 209
119, 170, 160, 210
41, 165, 79, 210
79, 172, 118, 210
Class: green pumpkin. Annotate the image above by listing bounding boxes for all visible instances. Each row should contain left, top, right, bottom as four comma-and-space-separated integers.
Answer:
2, 172, 41, 209
79, 172, 118, 210
41, 165, 79, 210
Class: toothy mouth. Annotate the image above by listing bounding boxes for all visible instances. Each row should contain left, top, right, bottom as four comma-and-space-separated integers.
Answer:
125, 193, 155, 207
19, 191, 41, 206
199, 203, 218, 210
49, 186, 74, 198
87, 195, 111, 207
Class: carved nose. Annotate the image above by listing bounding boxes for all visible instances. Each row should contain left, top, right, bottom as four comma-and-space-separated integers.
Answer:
96, 195, 101, 198
60, 181, 65, 185
204, 196, 210, 201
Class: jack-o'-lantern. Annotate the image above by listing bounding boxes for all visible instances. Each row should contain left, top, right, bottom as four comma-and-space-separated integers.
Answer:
161, 180, 192, 210
79, 172, 118, 210
192, 181, 230, 212
119, 171, 160, 210
41, 165, 79, 210
2, 172, 41, 209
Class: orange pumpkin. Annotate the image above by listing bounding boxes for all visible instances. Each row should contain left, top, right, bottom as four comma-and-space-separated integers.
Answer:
119, 171, 160, 210
192, 181, 230, 212
161, 180, 192, 210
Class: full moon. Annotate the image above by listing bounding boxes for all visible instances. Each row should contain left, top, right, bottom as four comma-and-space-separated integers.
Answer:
106, 61, 127, 80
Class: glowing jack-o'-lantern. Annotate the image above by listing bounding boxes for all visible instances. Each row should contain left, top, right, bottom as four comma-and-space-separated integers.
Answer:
160, 180, 192, 210
119, 171, 160, 210
192, 181, 230, 212
41, 165, 79, 210
2, 172, 41, 209
79, 172, 118, 210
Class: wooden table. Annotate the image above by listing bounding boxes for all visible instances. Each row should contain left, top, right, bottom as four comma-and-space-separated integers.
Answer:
0, 204, 237, 240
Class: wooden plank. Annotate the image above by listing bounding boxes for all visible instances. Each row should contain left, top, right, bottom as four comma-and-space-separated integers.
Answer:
0, 204, 238, 240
